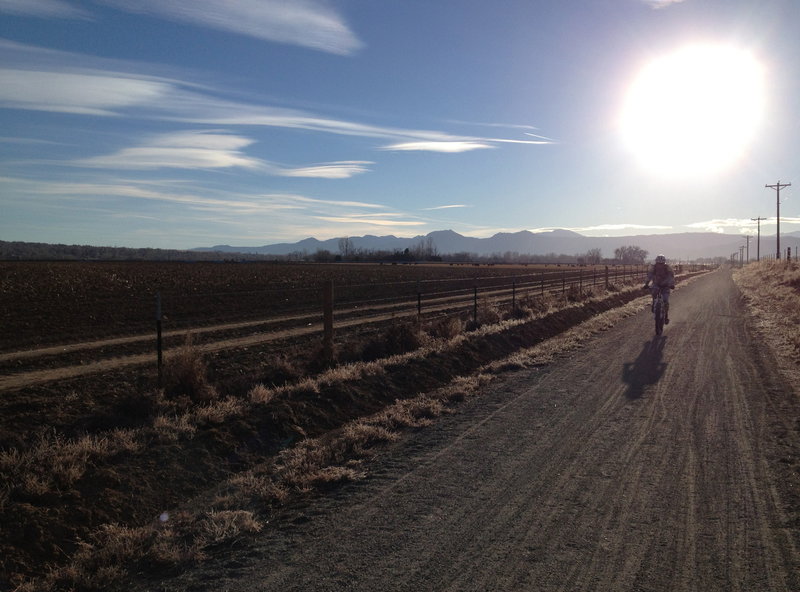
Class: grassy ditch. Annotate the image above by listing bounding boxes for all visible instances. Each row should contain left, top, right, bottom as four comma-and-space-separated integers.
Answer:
733, 259, 800, 383
2, 271, 709, 591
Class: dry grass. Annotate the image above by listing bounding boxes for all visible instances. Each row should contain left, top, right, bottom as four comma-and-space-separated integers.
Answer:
0, 428, 143, 497
734, 260, 800, 387
15, 509, 263, 592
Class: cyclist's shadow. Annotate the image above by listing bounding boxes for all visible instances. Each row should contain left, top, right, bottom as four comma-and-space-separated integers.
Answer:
622, 337, 668, 399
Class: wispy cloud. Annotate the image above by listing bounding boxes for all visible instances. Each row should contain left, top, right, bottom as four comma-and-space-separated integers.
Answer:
278, 161, 372, 179
7, 175, 386, 214
381, 141, 494, 153
0, 68, 171, 115
422, 204, 470, 211
67, 131, 373, 178
0, 41, 552, 154
641, 0, 688, 9
685, 217, 800, 234
3, 174, 432, 242
98, 0, 363, 55
74, 130, 264, 170
316, 216, 425, 227
0, 0, 90, 19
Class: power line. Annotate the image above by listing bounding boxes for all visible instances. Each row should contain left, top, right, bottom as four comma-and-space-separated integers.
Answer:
765, 181, 791, 259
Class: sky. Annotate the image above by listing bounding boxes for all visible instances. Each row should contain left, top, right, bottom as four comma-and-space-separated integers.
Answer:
1, 0, 799, 249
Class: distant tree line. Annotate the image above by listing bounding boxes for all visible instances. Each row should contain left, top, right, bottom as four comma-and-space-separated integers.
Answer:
2, 239, 666, 265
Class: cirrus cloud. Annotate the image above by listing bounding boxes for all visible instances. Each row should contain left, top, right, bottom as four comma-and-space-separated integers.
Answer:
98, 0, 363, 55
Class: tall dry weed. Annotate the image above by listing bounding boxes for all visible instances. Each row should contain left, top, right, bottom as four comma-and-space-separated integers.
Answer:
162, 334, 218, 402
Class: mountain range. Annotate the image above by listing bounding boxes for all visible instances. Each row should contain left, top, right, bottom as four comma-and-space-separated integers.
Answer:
199, 229, 800, 262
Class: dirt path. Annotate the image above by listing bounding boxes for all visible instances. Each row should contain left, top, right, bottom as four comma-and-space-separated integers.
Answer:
136, 268, 799, 591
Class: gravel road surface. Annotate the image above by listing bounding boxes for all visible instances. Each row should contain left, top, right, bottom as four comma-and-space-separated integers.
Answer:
152, 268, 799, 591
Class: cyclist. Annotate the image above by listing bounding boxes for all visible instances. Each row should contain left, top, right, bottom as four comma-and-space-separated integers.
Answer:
643, 254, 675, 324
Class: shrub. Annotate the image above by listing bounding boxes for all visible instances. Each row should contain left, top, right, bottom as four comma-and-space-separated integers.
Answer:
426, 316, 463, 340
361, 322, 422, 361
162, 335, 217, 402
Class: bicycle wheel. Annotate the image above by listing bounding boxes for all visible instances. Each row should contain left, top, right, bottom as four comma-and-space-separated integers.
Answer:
654, 298, 664, 335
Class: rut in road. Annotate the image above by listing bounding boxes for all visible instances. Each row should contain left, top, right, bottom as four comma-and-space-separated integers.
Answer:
153, 269, 799, 592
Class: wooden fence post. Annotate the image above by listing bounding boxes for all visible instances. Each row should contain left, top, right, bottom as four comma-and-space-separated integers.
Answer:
323, 280, 334, 361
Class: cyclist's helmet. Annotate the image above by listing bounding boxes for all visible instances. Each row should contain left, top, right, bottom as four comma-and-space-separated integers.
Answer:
655, 254, 666, 264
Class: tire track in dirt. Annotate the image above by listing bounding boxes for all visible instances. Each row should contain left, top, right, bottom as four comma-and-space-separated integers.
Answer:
148, 268, 799, 592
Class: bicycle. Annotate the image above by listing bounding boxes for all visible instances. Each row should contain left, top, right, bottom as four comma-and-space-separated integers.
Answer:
644, 285, 672, 335
652, 289, 666, 335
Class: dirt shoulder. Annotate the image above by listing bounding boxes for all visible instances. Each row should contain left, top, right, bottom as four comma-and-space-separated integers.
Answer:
143, 268, 800, 592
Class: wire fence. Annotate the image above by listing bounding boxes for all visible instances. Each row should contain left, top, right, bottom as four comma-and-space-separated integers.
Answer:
2, 262, 713, 353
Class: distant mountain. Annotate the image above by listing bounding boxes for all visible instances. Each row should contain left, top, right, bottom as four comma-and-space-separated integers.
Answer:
197, 229, 800, 261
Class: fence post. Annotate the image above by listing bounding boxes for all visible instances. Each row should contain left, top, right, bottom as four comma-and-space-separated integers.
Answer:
156, 291, 163, 387
323, 280, 334, 361
512, 280, 516, 312
605, 266, 609, 290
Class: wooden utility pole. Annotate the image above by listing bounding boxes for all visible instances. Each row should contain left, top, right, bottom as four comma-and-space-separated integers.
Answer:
751, 217, 766, 261
744, 235, 751, 263
765, 181, 791, 259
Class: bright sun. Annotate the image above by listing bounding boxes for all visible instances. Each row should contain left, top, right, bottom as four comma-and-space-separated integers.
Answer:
620, 44, 765, 177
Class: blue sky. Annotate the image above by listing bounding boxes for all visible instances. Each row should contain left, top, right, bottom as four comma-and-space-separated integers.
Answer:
1, 0, 798, 249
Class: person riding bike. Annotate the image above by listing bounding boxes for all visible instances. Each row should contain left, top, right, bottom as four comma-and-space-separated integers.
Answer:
643, 254, 675, 324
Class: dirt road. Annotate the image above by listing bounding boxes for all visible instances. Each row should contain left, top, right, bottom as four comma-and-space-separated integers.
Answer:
148, 268, 799, 591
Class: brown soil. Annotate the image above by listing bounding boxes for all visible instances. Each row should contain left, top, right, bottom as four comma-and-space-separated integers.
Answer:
132, 268, 800, 592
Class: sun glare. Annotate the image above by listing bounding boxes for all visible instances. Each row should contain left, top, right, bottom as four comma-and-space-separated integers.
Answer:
620, 44, 765, 177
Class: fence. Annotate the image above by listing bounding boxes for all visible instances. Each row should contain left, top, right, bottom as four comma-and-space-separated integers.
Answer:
150, 264, 657, 375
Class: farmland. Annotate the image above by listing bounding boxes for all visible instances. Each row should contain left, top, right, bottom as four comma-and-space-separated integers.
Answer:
1, 260, 652, 352
0, 260, 711, 590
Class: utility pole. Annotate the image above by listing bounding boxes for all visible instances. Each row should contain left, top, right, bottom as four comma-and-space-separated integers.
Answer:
751, 216, 766, 261
739, 245, 745, 268
744, 235, 751, 263
765, 181, 791, 260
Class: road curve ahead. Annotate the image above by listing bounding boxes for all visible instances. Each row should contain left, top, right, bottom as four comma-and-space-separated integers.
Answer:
160, 268, 800, 592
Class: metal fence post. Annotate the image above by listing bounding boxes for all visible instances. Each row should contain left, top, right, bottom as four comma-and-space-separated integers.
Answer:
323, 280, 334, 361
156, 291, 163, 387
512, 280, 516, 311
